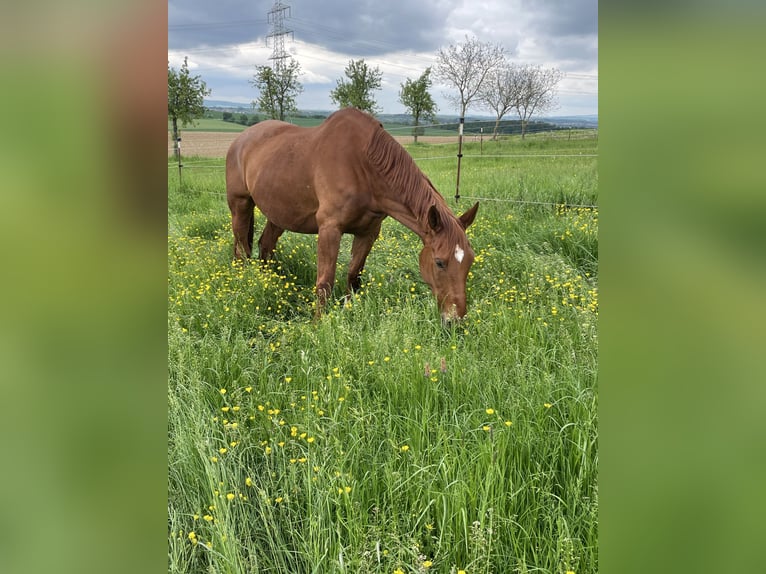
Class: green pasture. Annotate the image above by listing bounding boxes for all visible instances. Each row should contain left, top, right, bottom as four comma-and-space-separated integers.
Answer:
169, 118, 246, 132
168, 134, 598, 573
170, 112, 596, 139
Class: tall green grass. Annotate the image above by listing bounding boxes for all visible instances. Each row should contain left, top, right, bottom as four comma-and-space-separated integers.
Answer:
168, 135, 598, 573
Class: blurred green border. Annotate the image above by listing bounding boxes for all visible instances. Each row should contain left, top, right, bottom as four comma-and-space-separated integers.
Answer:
600, 6, 766, 574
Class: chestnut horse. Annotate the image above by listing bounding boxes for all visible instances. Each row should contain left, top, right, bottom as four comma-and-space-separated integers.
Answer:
226, 107, 479, 321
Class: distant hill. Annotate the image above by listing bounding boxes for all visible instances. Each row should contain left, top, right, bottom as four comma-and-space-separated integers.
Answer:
382, 114, 597, 129
203, 100, 597, 129
205, 99, 251, 110
542, 115, 598, 128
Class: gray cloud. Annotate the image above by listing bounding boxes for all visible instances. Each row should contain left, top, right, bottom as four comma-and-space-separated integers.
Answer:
169, 1, 597, 63
169, 0, 451, 54
521, 0, 598, 37
169, 0, 598, 115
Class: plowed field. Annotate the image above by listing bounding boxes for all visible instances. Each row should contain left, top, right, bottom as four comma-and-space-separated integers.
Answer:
168, 132, 460, 158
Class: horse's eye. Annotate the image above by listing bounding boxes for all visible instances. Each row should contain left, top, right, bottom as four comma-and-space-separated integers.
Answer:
435, 259, 446, 269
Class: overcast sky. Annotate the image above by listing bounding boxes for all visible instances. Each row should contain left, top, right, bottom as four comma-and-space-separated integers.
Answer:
168, 0, 597, 117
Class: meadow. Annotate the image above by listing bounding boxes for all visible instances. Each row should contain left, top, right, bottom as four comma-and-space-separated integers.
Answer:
168, 132, 598, 573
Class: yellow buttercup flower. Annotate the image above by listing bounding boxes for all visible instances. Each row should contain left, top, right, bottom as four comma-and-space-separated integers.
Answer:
485, 408, 495, 415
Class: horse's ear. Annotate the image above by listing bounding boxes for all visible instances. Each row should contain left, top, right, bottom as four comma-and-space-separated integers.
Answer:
427, 205, 443, 232
458, 201, 479, 229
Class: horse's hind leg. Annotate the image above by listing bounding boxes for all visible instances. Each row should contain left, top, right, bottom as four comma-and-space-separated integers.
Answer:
258, 220, 285, 261
347, 221, 382, 293
228, 195, 255, 259
315, 225, 343, 312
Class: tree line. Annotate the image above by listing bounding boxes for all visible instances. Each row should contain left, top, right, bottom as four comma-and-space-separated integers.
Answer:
168, 36, 564, 142
221, 112, 259, 126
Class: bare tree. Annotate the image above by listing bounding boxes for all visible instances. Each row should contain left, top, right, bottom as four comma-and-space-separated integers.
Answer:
434, 36, 505, 118
513, 65, 564, 139
434, 36, 505, 200
478, 61, 520, 140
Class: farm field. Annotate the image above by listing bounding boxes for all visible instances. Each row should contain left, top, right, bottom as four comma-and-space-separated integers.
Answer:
168, 131, 466, 158
168, 127, 596, 158
168, 132, 598, 573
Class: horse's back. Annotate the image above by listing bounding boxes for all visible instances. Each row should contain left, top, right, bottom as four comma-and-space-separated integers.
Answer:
227, 120, 302, 168
225, 109, 382, 234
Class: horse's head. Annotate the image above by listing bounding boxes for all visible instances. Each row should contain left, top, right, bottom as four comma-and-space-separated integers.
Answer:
419, 202, 479, 323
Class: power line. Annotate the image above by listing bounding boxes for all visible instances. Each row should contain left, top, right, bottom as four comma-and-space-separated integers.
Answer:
169, 19, 268, 30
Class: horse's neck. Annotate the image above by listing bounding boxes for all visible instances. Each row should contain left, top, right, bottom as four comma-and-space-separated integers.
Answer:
378, 184, 435, 241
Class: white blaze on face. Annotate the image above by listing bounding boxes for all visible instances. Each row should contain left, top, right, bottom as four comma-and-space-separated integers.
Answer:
454, 244, 465, 264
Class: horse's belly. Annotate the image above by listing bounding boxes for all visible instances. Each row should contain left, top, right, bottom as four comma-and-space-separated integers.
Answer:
253, 186, 319, 234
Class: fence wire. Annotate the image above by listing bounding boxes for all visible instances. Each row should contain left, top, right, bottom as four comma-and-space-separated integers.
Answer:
169, 128, 598, 209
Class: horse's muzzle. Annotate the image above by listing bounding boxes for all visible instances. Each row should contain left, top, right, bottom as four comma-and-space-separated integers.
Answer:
440, 303, 464, 325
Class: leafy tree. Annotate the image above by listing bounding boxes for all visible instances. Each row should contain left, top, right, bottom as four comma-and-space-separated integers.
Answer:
167, 57, 210, 157
512, 64, 564, 139
399, 68, 438, 143
434, 36, 505, 118
251, 58, 303, 121
329, 59, 382, 115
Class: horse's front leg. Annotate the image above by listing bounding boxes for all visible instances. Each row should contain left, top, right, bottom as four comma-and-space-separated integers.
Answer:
315, 225, 342, 315
347, 222, 382, 294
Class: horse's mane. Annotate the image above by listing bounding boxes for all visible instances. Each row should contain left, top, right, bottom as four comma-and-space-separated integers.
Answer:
366, 125, 462, 242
